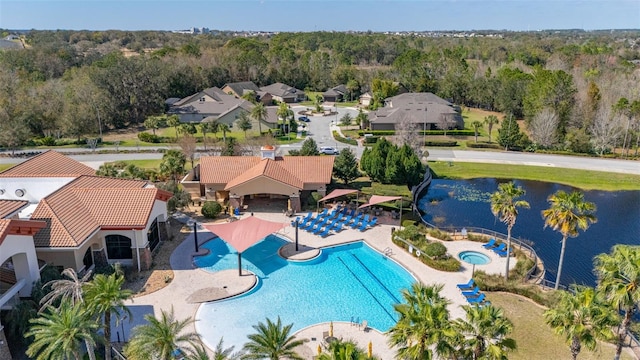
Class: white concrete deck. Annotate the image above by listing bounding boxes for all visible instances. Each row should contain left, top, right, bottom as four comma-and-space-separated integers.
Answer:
127, 210, 514, 359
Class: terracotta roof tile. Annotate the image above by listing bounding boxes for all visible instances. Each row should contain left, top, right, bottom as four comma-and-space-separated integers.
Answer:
0, 220, 8, 243
0, 200, 29, 218
0, 151, 95, 178
31, 176, 169, 248
0, 218, 47, 245
200, 156, 334, 190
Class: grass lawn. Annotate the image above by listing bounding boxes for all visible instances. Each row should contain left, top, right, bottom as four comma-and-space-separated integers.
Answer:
343, 177, 412, 198
428, 161, 640, 191
0, 163, 13, 172
488, 292, 634, 360
106, 159, 198, 171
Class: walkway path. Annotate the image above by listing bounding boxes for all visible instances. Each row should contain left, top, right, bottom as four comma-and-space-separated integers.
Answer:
125, 210, 512, 358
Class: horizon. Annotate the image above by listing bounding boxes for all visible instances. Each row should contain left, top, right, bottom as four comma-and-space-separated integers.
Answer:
1, 0, 639, 33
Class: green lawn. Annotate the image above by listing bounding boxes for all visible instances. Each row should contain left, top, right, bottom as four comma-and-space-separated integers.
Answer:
488, 292, 634, 360
428, 161, 640, 191
0, 163, 13, 172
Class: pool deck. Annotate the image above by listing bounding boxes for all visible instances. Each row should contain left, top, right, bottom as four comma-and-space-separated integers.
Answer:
126, 210, 515, 358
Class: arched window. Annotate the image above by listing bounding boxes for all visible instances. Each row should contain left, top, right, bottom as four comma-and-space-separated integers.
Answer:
105, 235, 132, 260
82, 248, 93, 269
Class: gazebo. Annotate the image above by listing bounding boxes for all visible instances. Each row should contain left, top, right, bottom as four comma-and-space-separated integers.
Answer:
201, 216, 287, 275
358, 195, 403, 228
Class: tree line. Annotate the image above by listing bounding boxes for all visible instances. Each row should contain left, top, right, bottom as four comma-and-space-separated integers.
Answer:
0, 30, 639, 155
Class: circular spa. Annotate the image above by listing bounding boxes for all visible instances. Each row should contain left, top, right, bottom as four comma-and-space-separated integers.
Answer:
458, 250, 491, 265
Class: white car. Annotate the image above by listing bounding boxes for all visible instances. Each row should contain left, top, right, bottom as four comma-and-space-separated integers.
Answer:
319, 146, 339, 155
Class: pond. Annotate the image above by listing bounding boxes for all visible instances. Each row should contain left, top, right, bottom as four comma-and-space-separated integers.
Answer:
416, 179, 640, 287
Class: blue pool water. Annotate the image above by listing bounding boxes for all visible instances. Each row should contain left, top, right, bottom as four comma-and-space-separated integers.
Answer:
193, 235, 415, 350
458, 251, 491, 265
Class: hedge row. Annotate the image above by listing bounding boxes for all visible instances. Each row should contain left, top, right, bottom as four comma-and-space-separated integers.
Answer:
424, 140, 457, 147
333, 131, 358, 146
392, 235, 461, 272
357, 130, 475, 136
466, 141, 502, 149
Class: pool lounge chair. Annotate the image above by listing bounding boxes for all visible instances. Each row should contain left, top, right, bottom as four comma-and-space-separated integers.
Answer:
491, 243, 507, 254
467, 293, 487, 305
497, 247, 514, 257
456, 279, 475, 291
482, 238, 497, 249
350, 214, 365, 228
319, 227, 332, 238
462, 287, 482, 298
358, 216, 376, 232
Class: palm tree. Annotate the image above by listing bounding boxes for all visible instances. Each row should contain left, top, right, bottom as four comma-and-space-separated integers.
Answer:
200, 338, 242, 360
125, 307, 200, 360
159, 149, 187, 182
242, 317, 306, 360
594, 245, 640, 360
39, 267, 92, 310
471, 120, 483, 143
219, 123, 230, 144
542, 190, 597, 289
453, 304, 516, 360
544, 285, 617, 360
237, 111, 253, 139
490, 182, 530, 280
27, 300, 100, 360
318, 339, 374, 360
387, 283, 456, 360
250, 102, 267, 136
167, 115, 181, 142
84, 273, 133, 360
484, 115, 499, 143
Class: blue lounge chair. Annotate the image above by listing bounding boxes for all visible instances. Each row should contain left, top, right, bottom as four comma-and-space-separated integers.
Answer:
467, 293, 487, 304
350, 214, 364, 228
491, 243, 507, 254
457, 279, 475, 291
462, 287, 482, 298
319, 227, 332, 238
497, 248, 513, 257
366, 217, 378, 228
482, 238, 497, 249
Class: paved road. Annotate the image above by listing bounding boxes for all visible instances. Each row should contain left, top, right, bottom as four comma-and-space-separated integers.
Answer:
1, 106, 638, 175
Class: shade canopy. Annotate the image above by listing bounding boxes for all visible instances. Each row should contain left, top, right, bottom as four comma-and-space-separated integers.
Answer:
358, 195, 402, 209
201, 216, 287, 253
318, 189, 359, 203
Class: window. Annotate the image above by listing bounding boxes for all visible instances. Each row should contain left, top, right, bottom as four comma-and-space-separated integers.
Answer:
82, 248, 93, 269
147, 218, 160, 252
105, 235, 132, 260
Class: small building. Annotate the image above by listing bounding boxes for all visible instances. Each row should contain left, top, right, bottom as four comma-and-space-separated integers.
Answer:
322, 84, 348, 103
221, 81, 273, 104
359, 92, 373, 107
368, 92, 464, 131
260, 82, 305, 103
182, 146, 334, 212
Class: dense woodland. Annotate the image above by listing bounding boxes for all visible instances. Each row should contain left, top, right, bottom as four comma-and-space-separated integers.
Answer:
1, 29, 639, 155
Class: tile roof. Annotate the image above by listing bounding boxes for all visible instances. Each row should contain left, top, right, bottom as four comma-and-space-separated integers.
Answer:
0, 150, 95, 178
199, 156, 334, 190
30, 176, 171, 248
0, 200, 29, 219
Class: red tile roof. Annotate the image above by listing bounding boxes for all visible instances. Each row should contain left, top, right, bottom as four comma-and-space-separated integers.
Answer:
0, 219, 47, 246
200, 156, 334, 190
0, 200, 29, 219
31, 176, 172, 248
0, 151, 95, 178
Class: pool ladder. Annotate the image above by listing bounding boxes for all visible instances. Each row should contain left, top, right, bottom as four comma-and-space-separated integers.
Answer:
383, 247, 393, 256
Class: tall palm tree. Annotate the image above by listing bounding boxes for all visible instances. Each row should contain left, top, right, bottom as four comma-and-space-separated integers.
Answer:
167, 115, 182, 142
471, 120, 483, 143
39, 267, 92, 310
84, 273, 133, 360
387, 283, 456, 360
26, 300, 100, 360
125, 307, 200, 360
219, 123, 230, 144
318, 339, 375, 360
159, 149, 187, 182
242, 317, 306, 360
544, 285, 617, 360
453, 304, 516, 360
250, 102, 267, 136
490, 182, 530, 280
542, 190, 597, 289
594, 245, 640, 360
484, 115, 499, 143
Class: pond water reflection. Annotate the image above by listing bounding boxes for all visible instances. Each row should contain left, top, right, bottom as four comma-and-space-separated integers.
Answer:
417, 179, 640, 287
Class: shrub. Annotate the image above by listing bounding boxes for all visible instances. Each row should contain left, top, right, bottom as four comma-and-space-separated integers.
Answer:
424, 140, 457, 147
424, 256, 461, 272
308, 191, 322, 206
473, 270, 561, 307
40, 136, 56, 146
201, 201, 223, 218
364, 136, 379, 144
467, 233, 491, 242
466, 141, 502, 149
138, 132, 161, 143
424, 242, 447, 258
333, 131, 358, 145
427, 228, 452, 241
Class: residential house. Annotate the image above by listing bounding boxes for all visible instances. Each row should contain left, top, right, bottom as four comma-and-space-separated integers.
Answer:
322, 84, 348, 103
221, 81, 272, 105
368, 92, 464, 131
0, 151, 171, 275
182, 146, 334, 212
260, 82, 305, 103
167, 86, 254, 125
359, 92, 373, 107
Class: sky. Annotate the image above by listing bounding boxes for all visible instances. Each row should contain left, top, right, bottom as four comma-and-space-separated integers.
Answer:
1, 0, 639, 32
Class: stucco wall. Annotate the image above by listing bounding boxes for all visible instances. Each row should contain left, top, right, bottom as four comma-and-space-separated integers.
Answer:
0, 234, 40, 296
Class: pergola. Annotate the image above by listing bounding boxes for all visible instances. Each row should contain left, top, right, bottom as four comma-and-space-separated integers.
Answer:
201, 216, 287, 275
358, 195, 403, 228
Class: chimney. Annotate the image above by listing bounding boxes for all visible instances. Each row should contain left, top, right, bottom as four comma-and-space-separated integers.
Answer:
260, 145, 276, 160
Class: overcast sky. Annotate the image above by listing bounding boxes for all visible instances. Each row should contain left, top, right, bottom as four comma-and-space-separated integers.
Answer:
1, 0, 639, 32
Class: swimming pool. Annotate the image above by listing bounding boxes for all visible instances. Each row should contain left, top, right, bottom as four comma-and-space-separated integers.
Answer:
194, 235, 415, 350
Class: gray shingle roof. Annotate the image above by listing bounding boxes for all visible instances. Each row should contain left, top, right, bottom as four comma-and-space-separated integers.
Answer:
369, 93, 464, 128
260, 82, 304, 99
223, 81, 261, 96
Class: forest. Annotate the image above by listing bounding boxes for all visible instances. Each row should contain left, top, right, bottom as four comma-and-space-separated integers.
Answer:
0, 29, 639, 156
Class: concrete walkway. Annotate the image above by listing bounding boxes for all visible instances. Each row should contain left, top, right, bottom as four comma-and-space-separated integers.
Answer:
125, 210, 512, 358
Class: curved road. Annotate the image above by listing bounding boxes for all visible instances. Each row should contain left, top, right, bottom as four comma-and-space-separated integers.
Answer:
1, 105, 638, 175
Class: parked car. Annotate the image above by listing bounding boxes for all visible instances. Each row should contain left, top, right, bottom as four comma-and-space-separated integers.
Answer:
298, 116, 310, 122
320, 146, 339, 155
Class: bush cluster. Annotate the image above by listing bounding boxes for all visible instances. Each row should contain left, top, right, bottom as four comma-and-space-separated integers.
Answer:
427, 228, 453, 241
137, 132, 162, 143
424, 242, 447, 258
332, 131, 358, 145
424, 140, 458, 147
201, 201, 223, 218
466, 141, 502, 149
